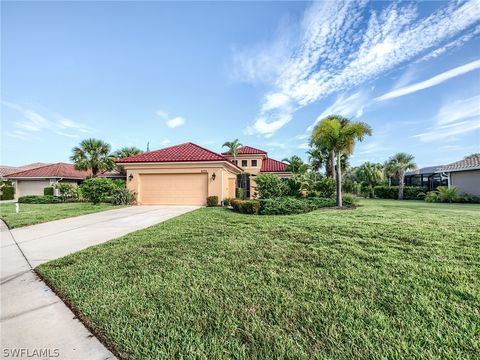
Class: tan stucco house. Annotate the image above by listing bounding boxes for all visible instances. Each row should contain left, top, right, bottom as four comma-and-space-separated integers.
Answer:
117, 143, 290, 205
5, 163, 123, 199
439, 154, 480, 195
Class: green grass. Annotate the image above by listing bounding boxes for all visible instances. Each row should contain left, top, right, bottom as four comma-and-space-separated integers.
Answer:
37, 199, 480, 359
0, 202, 123, 228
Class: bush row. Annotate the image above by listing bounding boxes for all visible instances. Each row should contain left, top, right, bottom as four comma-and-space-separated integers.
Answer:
18, 195, 62, 204
230, 195, 358, 215
373, 186, 427, 200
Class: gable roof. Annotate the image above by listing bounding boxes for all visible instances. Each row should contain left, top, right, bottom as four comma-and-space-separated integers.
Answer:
116, 142, 240, 169
405, 165, 444, 176
439, 154, 480, 172
5, 163, 124, 179
222, 145, 267, 155
260, 158, 289, 173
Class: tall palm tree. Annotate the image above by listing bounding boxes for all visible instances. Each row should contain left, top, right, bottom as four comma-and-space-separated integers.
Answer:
113, 146, 143, 159
311, 115, 372, 207
222, 139, 242, 161
282, 155, 309, 174
383, 160, 396, 187
386, 153, 416, 200
70, 138, 115, 177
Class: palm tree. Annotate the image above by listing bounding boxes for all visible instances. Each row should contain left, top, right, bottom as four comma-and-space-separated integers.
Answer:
113, 146, 143, 159
222, 139, 242, 161
70, 138, 115, 177
355, 162, 385, 197
383, 160, 396, 187
386, 153, 416, 200
311, 115, 372, 207
282, 155, 309, 174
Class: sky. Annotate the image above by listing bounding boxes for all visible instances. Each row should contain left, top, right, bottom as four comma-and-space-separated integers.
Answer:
2, 0, 480, 168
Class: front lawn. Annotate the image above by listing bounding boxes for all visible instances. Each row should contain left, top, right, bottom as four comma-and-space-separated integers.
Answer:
37, 199, 480, 359
0, 202, 123, 228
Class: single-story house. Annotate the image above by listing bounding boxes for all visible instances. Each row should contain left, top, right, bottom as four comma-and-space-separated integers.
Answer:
6, 163, 124, 199
117, 142, 291, 205
0, 163, 49, 180
439, 154, 480, 195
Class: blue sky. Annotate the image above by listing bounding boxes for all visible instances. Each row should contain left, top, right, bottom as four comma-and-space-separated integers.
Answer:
2, 1, 480, 168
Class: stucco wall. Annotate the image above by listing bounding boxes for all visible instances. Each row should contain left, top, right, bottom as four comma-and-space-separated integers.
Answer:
450, 170, 480, 195
15, 180, 51, 198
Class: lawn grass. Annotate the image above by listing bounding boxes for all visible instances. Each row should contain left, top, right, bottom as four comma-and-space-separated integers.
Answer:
0, 202, 123, 228
37, 199, 480, 359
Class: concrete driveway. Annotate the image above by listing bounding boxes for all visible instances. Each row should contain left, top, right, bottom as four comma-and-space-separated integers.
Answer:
1, 205, 199, 359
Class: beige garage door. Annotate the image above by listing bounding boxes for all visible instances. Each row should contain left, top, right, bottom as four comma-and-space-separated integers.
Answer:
140, 173, 208, 205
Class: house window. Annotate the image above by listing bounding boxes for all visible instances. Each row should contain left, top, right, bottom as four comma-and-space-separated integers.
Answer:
242, 160, 248, 167
232, 160, 238, 165
251, 160, 257, 167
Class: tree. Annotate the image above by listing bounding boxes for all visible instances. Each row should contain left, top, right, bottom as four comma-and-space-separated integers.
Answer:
71, 138, 115, 177
113, 146, 143, 159
355, 162, 385, 197
386, 153, 416, 200
222, 139, 242, 161
282, 155, 309, 174
383, 160, 396, 187
311, 115, 372, 207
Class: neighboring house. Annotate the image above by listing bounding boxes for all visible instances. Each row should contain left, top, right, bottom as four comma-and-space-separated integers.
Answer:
5, 163, 124, 199
116, 142, 291, 205
221, 145, 291, 198
0, 163, 49, 179
439, 155, 480, 195
404, 165, 447, 191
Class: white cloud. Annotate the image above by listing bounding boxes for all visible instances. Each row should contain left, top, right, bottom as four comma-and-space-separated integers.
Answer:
413, 94, 480, 142
166, 116, 185, 128
375, 59, 480, 101
156, 109, 169, 118
1, 100, 90, 139
241, 0, 480, 136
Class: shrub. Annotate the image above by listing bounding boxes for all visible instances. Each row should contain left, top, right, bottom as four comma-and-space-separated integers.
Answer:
18, 195, 61, 204
456, 193, 480, 204
43, 186, 54, 196
111, 187, 136, 205
235, 187, 244, 199
222, 198, 233, 206
56, 183, 82, 202
312, 177, 336, 198
206, 196, 219, 207
230, 199, 260, 214
341, 193, 359, 207
436, 186, 458, 203
343, 179, 361, 195
425, 191, 438, 203
80, 177, 116, 204
254, 173, 287, 199
374, 186, 427, 200
111, 179, 127, 188
1, 185, 15, 200
285, 176, 303, 197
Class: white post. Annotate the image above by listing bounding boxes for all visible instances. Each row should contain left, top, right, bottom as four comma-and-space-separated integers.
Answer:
16, 203, 19, 213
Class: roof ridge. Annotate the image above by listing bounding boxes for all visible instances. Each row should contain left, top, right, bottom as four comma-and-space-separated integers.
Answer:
6, 162, 59, 177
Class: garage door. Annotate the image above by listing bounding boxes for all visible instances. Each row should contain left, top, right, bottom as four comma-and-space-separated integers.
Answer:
139, 173, 208, 205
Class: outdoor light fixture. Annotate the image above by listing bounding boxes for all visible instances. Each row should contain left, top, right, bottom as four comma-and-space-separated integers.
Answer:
212, 172, 216, 181
128, 174, 134, 181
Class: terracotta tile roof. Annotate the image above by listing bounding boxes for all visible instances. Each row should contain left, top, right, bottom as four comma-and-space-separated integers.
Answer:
116, 142, 239, 167
439, 154, 480, 172
6, 163, 90, 179
222, 145, 267, 155
260, 158, 289, 173
0, 163, 49, 177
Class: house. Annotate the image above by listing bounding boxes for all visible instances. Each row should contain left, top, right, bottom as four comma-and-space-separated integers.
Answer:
5, 163, 124, 199
117, 142, 291, 205
439, 154, 480, 195
221, 145, 291, 198
0, 163, 49, 179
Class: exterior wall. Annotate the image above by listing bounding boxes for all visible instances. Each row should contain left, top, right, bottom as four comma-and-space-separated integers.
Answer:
123, 162, 240, 205
224, 154, 264, 175
450, 170, 480, 195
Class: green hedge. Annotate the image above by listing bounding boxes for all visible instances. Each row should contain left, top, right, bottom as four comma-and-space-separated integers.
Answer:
231, 195, 358, 215
206, 196, 218, 207
373, 186, 427, 200
1, 186, 15, 200
43, 186, 54, 196
18, 195, 61, 204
